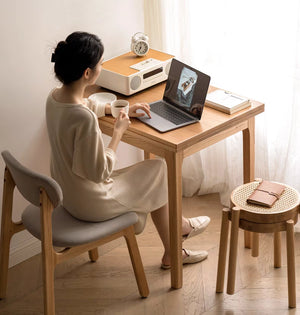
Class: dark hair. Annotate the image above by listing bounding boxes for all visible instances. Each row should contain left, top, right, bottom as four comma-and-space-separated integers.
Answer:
52, 32, 104, 85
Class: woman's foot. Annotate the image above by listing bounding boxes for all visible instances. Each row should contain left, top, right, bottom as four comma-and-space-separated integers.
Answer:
161, 248, 208, 269
182, 216, 210, 241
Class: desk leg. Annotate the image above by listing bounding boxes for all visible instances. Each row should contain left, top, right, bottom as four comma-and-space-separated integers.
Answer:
243, 117, 255, 183
243, 117, 255, 249
165, 151, 183, 289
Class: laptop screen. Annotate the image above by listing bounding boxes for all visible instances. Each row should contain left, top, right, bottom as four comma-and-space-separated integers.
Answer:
163, 59, 211, 119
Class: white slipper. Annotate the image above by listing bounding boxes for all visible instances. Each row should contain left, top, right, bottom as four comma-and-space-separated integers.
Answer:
161, 249, 208, 269
182, 249, 208, 265
182, 216, 210, 241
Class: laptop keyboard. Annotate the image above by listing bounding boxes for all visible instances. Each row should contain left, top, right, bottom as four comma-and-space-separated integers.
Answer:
150, 102, 193, 125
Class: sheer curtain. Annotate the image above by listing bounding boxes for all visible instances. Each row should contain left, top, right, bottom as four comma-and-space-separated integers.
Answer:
144, 0, 300, 207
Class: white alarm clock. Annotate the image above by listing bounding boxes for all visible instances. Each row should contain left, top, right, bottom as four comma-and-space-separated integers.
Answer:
131, 32, 150, 57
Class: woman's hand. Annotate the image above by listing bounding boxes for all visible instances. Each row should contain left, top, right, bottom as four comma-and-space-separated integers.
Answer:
128, 103, 151, 118
114, 110, 131, 135
108, 110, 131, 152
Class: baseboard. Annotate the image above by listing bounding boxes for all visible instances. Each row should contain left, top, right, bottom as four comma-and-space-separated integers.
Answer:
9, 237, 41, 268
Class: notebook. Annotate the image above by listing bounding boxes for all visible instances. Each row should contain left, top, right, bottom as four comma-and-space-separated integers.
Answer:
247, 180, 286, 208
137, 58, 211, 133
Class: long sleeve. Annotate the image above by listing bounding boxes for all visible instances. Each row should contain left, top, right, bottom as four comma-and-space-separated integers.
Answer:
71, 109, 116, 183
85, 97, 106, 117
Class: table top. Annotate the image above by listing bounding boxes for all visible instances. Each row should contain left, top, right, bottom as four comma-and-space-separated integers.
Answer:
86, 83, 265, 152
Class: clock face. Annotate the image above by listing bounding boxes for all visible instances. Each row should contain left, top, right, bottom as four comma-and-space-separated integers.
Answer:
134, 40, 149, 56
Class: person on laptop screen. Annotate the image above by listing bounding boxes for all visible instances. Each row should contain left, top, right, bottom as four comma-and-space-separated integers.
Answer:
47, 31, 211, 269
177, 67, 197, 108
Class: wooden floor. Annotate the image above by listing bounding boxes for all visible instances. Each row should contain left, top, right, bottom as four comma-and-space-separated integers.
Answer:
1, 193, 300, 314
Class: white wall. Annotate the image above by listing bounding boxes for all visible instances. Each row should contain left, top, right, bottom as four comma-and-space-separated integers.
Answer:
0, 0, 145, 267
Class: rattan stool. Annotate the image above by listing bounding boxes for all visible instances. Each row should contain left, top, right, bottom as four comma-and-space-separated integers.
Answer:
216, 180, 300, 308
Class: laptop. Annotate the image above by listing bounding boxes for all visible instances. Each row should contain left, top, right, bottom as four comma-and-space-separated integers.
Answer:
137, 58, 211, 133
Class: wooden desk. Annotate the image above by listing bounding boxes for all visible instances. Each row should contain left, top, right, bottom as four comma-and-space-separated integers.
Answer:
86, 83, 265, 289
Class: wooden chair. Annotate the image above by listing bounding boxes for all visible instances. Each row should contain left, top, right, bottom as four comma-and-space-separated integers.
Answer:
216, 180, 300, 308
0, 151, 149, 314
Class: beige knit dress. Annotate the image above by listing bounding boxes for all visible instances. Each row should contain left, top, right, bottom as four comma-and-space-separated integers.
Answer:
46, 90, 168, 233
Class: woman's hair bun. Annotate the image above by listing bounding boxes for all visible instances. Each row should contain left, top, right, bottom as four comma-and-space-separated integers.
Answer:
56, 40, 67, 50
53, 41, 68, 60
52, 32, 104, 85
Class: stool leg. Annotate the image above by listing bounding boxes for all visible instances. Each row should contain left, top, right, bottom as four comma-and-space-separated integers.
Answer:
216, 208, 230, 293
274, 232, 281, 268
286, 219, 296, 308
88, 248, 99, 262
244, 231, 252, 249
227, 207, 240, 295
251, 232, 259, 257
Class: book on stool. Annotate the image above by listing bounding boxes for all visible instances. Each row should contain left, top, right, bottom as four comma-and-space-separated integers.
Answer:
246, 180, 286, 207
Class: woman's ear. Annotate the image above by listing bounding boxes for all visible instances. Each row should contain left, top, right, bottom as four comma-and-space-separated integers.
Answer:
83, 68, 91, 80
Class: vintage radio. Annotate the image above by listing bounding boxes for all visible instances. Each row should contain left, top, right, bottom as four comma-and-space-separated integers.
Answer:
96, 49, 174, 95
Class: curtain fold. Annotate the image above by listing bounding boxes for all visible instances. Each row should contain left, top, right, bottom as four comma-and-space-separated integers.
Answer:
144, 0, 300, 208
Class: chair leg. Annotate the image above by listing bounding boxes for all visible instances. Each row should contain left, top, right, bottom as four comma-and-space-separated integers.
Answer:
42, 251, 56, 315
40, 189, 56, 315
0, 168, 15, 299
251, 232, 259, 257
227, 207, 240, 295
123, 226, 149, 298
88, 248, 99, 262
0, 228, 11, 299
216, 208, 230, 293
274, 232, 281, 268
286, 219, 296, 308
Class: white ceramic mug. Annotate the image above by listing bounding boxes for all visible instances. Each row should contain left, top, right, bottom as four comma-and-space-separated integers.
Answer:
111, 100, 129, 118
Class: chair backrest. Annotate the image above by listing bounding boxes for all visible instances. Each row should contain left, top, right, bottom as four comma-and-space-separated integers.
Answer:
1, 150, 62, 207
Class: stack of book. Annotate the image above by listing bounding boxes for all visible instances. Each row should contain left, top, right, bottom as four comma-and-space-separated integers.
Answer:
205, 89, 251, 114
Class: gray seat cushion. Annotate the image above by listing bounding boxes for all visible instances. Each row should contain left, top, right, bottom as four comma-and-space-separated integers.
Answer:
22, 205, 138, 247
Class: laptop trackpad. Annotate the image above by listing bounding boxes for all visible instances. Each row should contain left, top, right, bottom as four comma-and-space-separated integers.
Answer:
136, 109, 176, 132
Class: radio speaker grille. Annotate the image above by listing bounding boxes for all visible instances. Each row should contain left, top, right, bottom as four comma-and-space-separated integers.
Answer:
130, 76, 141, 90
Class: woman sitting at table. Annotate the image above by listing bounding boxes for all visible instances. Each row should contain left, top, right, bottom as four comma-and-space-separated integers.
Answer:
46, 31, 210, 269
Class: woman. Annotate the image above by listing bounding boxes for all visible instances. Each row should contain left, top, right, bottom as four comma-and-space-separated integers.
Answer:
46, 31, 210, 268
